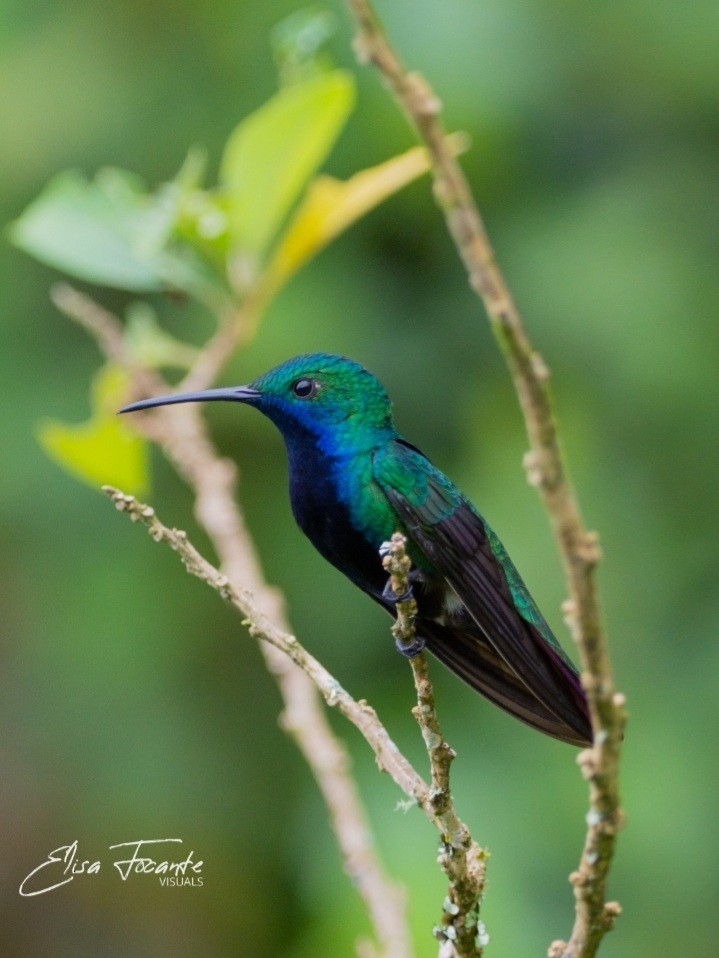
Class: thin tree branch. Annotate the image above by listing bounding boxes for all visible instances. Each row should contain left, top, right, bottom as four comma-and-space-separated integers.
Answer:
50, 284, 146, 375
104, 481, 491, 958
343, 4, 626, 957
103, 486, 430, 803
383, 534, 488, 957
52, 283, 412, 958
177, 295, 255, 394
176, 274, 275, 394
104, 484, 490, 958
381, 532, 419, 653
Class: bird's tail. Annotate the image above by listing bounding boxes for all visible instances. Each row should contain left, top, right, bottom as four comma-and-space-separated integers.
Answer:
420, 620, 592, 747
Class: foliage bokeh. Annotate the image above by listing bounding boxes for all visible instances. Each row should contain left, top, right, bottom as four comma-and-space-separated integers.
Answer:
2, 2, 717, 956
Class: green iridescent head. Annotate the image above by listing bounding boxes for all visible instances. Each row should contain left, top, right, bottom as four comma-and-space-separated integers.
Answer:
246, 354, 400, 457
120, 353, 398, 453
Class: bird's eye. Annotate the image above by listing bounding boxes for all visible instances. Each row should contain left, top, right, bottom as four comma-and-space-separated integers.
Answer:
291, 378, 319, 399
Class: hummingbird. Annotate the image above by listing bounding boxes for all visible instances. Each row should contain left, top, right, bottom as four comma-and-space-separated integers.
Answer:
121, 353, 592, 746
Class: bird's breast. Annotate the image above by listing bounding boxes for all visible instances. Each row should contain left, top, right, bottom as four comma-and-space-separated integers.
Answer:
286, 444, 391, 597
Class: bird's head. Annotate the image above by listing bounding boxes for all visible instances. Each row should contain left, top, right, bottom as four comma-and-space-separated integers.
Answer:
120, 353, 397, 454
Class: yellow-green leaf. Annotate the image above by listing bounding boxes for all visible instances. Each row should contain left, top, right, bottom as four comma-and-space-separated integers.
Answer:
37, 366, 147, 494
220, 70, 355, 262
263, 133, 469, 296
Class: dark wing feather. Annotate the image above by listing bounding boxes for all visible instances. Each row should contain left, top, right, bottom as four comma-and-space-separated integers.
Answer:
376, 440, 591, 746
419, 620, 590, 746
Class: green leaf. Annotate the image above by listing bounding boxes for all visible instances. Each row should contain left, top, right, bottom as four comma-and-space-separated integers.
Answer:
220, 70, 355, 265
271, 7, 337, 85
10, 165, 232, 308
10, 169, 167, 291
37, 365, 148, 494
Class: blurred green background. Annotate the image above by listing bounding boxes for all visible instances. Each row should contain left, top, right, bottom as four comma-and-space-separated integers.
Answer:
2, 1, 718, 956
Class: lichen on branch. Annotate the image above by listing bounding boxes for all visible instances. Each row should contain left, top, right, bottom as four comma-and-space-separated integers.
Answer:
381, 533, 488, 957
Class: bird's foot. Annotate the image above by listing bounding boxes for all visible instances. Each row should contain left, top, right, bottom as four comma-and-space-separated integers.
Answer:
382, 578, 415, 604
395, 633, 425, 658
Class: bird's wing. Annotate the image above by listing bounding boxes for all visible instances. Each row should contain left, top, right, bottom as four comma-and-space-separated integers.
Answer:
374, 439, 591, 745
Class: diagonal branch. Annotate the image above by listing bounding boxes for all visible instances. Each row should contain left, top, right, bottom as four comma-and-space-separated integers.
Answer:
343, 4, 626, 957
53, 283, 412, 958
103, 486, 429, 803
105, 484, 489, 958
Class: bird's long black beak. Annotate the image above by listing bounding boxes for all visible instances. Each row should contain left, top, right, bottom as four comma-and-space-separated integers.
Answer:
119, 386, 261, 414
